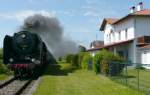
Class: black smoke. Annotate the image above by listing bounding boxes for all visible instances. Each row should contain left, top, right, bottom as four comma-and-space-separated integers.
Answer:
22, 14, 78, 58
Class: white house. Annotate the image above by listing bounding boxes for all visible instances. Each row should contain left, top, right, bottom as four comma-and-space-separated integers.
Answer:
98, 2, 150, 68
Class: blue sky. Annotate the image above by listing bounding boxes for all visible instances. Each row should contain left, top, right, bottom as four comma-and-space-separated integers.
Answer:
0, 0, 150, 48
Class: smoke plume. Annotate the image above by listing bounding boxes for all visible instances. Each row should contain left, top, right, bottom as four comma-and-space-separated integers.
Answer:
22, 14, 78, 58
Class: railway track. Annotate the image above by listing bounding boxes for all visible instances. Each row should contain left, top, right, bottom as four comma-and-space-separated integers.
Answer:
0, 77, 34, 95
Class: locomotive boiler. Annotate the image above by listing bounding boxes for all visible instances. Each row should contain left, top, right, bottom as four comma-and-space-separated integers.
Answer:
3, 31, 48, 76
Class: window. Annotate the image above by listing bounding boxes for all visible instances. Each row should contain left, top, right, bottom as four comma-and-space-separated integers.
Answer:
125, 28, 128, 39
109, 33, 111, 42
107, 34, 109, 42
118, 31, 121, 40
112, 32, 115, 42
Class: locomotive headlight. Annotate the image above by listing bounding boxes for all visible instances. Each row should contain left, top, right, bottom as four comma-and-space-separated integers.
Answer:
9, 58, 14, 62
31, 58, 35, 62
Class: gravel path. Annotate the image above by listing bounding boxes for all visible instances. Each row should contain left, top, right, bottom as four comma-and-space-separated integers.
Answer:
0, 79, 28, 95
21, 77, 41, 95
0, 76, 13, 85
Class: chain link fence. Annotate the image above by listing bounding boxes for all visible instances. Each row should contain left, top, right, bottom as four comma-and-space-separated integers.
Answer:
110, 62, 150, 95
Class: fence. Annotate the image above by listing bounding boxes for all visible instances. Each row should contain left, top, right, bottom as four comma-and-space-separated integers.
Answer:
110, 62, 150, 95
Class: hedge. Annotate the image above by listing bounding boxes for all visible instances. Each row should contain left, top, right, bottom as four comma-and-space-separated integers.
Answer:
81, 53, 92, 70
93, 49, 125, 75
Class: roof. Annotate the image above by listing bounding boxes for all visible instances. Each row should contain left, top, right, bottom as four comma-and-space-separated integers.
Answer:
100, 9, 150, 31
113, 9, 150, 24
90, 40, 104, 48
100, 18, 118, 31
87, 39, 133, 52
132, 9, 150, 15
86, 46, 103, 52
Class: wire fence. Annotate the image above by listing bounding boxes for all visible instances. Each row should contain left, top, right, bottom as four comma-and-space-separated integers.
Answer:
110, 62, 150, 95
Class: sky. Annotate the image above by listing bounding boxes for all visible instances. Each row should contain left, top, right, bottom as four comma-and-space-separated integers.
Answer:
0, 0, 150, 48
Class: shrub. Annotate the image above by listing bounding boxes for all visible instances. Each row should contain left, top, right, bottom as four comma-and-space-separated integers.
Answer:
58, 57, 62, 61
66, 54, 74, 63
71, 54, 79, 66
0, 60, 10, 74
0, 49, 3, 60
93, 49, 125, 75
135, 64, 146, 70
78, 52, 85, 68
81, 53, 92, 70
93, 51, 103, 74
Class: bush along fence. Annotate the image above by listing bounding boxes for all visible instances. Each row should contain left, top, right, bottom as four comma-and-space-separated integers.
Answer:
65, 49, 125, 76
92, 49, 125, 76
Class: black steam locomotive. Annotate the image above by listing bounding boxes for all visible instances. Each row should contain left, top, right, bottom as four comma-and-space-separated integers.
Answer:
3, 31, 49, 77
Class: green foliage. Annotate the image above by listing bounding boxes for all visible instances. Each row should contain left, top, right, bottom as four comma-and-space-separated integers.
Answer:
0, 61, 10, 74
93, 51, 102, 74
65, 54, 79, 67
58, 57, 62, 61
81, 53, 92, 70
66, 54, 74, 63
0, 49, 3, 59
78, 52, 85, 68
0, 49, 11, 74
135, 64, 146, 70
93, 49, 125, 75
71, 54, 79, 66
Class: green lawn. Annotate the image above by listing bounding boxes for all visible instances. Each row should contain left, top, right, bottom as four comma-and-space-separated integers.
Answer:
33, 63, 142, 95
0, 74, 8, 80
112, 68, 150, 95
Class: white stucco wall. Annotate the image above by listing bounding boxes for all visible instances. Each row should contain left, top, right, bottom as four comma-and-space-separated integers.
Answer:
102, 16, 150, 65
135, 16, 150, 37
114, 18, 135, 42
104, 18, 135, 45
104, 24, 114, 45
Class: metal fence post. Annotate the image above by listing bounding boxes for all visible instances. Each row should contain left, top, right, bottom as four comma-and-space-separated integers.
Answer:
125, 62, 128, 86
137, 63, 140, 92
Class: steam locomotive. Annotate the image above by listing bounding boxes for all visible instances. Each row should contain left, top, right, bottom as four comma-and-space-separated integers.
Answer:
3, 31, 50, 77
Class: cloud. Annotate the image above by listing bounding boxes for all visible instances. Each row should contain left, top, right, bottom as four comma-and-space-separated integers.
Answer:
83, 11, 99, 17
57, 10, 75, 16
28, 0, 48, 3
85, 0, 98, 4
0, 10, 56, 22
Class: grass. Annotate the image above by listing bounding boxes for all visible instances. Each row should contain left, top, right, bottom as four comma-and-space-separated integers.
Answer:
33, 63, 142, 95
111, 68, 150, 95
0, 74, 9, 80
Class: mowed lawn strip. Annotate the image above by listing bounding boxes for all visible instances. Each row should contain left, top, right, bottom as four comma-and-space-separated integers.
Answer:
0, 74, 8, 81
127, 69, 150, 94
34, 63, 143, 95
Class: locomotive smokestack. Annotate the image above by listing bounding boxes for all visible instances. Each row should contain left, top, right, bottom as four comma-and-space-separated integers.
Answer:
22, 14, 78, 58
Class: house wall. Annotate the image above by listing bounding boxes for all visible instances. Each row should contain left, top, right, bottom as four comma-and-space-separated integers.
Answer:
103, 16, 150, 65
135, 16, 150, 38
113, 42, 134, 62
103, 18, 135, 45
114, 18, 135, 42
104, 24, 113, 45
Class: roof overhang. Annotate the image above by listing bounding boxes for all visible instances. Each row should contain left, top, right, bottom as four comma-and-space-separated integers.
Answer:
86, 39, 134, 52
